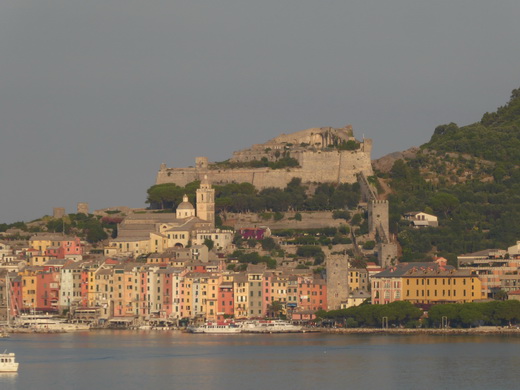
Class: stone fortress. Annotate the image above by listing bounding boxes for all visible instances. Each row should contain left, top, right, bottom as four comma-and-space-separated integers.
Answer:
156, 124, 397, 268
156, 125, 374, 189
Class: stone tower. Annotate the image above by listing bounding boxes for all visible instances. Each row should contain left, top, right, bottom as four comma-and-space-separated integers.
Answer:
195, 157, 208, 169
378, 242, 398, 269
326, 254, 350, 310
196, 175, 215, 227
77, 202, 89, 215
368, 200, 389, 240
53, 207, 65, 219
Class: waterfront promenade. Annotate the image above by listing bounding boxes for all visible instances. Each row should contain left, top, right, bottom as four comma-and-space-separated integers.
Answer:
5, 324, 520, 336
320, 325, 520, 335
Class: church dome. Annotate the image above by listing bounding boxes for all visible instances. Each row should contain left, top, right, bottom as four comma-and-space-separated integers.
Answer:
176, 195, 195, 220
177, 195, 194, 210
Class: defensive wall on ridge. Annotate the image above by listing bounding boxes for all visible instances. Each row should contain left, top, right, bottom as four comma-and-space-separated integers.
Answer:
156, 126, 374, 189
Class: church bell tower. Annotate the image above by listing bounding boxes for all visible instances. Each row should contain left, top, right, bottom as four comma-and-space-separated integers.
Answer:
196, 175, 215, 227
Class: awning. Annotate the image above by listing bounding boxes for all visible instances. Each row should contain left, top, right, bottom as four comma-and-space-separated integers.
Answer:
109, 318, 134, 322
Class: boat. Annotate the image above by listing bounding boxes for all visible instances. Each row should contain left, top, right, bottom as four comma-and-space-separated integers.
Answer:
241, 319, 303, 333
14, 314, 91, 332
187, 321, 244, 334
0, 351, 19, 372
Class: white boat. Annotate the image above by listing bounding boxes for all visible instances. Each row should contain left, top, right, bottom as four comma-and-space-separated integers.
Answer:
0, 351, 19, 372
187, 321, 244, 334
241, 319, 303, 333
14, 314, 90, 332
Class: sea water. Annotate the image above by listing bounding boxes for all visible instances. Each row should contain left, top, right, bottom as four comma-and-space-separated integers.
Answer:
0, 330, 518, 390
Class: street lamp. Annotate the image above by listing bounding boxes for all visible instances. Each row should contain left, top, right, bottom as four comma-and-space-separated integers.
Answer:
382, 316, 388, 329
441, 316, 448, 329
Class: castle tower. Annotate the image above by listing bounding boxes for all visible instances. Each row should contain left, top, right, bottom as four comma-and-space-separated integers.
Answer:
77, 202, 89, 215
196, 175, 215, 227
368, 200, 389, 240
326, 254, 350, 310
53, 207, 65, 219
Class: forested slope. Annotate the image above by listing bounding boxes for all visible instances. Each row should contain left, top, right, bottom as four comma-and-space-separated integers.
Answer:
382, 89, 520, 264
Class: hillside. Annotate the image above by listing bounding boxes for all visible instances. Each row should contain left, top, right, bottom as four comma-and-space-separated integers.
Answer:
377, 88, 520, 264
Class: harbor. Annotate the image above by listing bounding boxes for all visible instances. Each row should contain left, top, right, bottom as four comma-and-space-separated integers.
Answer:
1, 330, 520, 390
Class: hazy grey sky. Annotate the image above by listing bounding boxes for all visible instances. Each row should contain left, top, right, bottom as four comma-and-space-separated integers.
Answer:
1, 1, 519, 223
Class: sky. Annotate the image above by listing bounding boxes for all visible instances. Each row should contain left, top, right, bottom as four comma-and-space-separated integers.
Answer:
1, 1, 520, 223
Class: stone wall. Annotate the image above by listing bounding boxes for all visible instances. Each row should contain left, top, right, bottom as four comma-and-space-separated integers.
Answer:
156, 148, 373, 189
156, 126, 373, 189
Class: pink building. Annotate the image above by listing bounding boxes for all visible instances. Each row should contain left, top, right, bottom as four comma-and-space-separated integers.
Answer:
238, 228, 268, 240
45, 237, 83, 259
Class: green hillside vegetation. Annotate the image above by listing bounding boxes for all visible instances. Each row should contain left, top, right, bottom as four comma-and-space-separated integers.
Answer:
211, 156, 300, 170
427, 88, 520, 164
384, 88, 520, 264
146, 178, 360, 213
0, 213, 111, 244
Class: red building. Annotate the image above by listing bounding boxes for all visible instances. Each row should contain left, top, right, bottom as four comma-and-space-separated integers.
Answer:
238, 228, 268, 240
36, 271, 60, 312
217, 283, 234, 320
297, 276, 327, 312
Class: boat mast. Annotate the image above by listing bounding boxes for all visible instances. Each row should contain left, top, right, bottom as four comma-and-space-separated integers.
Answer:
5, 273, 9, 327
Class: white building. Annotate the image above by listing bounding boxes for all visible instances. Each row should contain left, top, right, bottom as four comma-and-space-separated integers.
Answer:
403, 211, 438, 227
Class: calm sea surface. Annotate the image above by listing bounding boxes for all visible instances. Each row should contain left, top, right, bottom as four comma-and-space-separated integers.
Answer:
1, 330, 519, 390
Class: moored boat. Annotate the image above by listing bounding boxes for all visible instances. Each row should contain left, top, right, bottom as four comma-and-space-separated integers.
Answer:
187, 321, 244, 334
0, 351, 19, 372
14, 314, 90, 332
241, 319, 303, 333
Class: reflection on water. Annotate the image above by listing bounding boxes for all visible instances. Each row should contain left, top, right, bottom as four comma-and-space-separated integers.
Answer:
1, 331, 519, 390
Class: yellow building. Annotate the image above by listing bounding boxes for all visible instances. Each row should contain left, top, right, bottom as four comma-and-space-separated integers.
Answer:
29, 235, 56, 253
348, 268, 369, 291
112, 264, 138, 318
203, 275, 219, 321
403, 269, 485, 304
234, 274, 249, 319
20, 271, 38, 311
372, 260, 485, 305
29, 255, 55, 267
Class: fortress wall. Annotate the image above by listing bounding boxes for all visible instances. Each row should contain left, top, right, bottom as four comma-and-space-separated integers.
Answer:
337, 149, 374, 183
156, 168, 199, 187
156, 150, 373, 189
155, 136, 374, 189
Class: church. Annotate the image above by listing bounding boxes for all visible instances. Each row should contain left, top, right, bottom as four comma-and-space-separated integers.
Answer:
104, 177, 233, 257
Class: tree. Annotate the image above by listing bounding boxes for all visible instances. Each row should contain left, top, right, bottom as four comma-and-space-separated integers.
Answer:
261, 237, 277, 251
493, 289, 508, 301
146, 183, 184, 209
267, 300, 284, 318
203, 238, 214, 251
351, 213, 362, 226
429, 192, 460, 218
85, 220, 108, 243
296, 246, 325, 265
